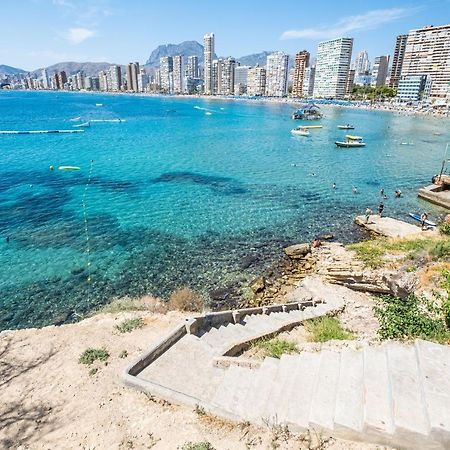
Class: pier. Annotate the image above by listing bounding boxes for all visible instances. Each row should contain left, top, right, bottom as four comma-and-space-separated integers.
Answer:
418, 180, 450, 210
354, 215, 435, 238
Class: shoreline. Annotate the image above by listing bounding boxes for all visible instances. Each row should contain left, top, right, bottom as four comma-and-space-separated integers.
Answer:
4, 88, 450, 119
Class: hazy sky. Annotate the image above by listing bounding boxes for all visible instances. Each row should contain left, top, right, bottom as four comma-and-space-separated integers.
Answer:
2, 0, 449, 70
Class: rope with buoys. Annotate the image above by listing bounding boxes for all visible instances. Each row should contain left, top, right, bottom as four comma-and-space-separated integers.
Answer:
81, 160, 94, 296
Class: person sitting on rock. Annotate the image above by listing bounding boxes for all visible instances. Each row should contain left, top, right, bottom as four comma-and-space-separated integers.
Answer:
311, 238, 322, 248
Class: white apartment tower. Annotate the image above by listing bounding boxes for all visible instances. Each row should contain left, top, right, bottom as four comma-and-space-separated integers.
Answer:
352, 50, 370, 75
203, 33, 215, 95
302, 67, 315, 97
109, 65, 122, 91
218, 57, 235, 95
160, 56, 173, 92
234, 65, 250, 94
265, 52, 289, 97
41, 69, 49, 89
313, 38, 353, 99
401, 23, 450, 100
172, 55, 183, 93
186, 56, 199, 78
247, 66, 266, 96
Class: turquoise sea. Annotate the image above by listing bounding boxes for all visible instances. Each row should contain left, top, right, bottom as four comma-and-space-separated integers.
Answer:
0, 91, 448, 330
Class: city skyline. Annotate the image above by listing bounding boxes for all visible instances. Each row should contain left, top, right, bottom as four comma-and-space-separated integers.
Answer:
2, 0, 450, 70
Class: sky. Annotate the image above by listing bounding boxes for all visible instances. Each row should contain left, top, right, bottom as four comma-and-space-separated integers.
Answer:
2, 0, 450, 71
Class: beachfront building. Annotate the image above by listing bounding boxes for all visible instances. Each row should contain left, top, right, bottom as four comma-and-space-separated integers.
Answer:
109, 65, 122, 91
126, 62, 139, 92
186, 56, 199, 78
41, 69, 49, 89
346, 69, 355, 95
352, 50, 370, 75
397, 74, 432, 101
234, 65, 250, 95
265, 52, 289, 97
172, 55, 183, 94
401, 23, 450, 100
302, 67, 315, 97
160, 56, 173, 93
292, 50, 310, 98
138, 68, 149, 92
371, 56, 390, 87
218, 57, 235, 95
313, 37, 353, 99
247, 66, 266, 96
389, 34, 408, 88
203, 33, 215, 95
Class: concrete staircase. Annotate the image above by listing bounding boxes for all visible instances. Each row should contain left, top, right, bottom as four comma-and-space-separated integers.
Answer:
125, 279, 450, 450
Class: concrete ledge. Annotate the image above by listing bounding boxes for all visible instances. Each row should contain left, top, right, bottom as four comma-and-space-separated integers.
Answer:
213, 356, 262, 369
418, 186, 450, 210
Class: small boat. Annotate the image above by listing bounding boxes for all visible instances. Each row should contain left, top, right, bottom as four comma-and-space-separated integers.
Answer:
291, 104, 322, 120
338, 124, 355, 130
335, 135, 365, 148
291, 126, 310, 136
301, 125, 323, 129
73, 121, 90, 128
95, 103, 103, 107
59, 166, 81, 171
408, 213, 436, 227
69, 117, 81, 122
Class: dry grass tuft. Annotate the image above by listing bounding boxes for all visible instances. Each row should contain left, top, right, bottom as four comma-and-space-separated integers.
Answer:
167, 287, 204, 312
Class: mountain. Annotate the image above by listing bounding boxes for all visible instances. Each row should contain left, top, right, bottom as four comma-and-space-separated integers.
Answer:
0, 64, 26, 75
145, 41, 206, 68
236, 51, 273, 67
31, 62, 118, 77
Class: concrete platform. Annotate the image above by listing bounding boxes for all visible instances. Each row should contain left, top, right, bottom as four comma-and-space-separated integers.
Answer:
355, 215, 434, 238
418, 185, 450, 210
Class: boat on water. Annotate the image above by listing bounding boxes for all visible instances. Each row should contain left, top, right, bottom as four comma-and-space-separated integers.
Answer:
408, 213, 436, 227
59, 166, 81, 171
301, 125, 323, 129
291, 103, 322, 120
73, 121, 90, 128
335, 135, 365, 148
291, 126, 309, 136
69, 117, 81, 122
338, 124, 355, 130
95, 103, 103, 107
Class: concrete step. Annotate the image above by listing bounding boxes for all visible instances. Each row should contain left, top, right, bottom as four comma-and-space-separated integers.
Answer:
240, 357, 279, 423
309, 349, 341, 431
285, 351, 321, 430
386, 341, 430, 446
137, 334, 220, 401
363, 345, 394, 439
262, 354, 298, 426
415, 339, 450, 448
334, 348, 364, 439
211, 365, 254, 418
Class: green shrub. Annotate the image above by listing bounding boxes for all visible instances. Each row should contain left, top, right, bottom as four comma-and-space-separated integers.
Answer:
79, 348, 110, 365
347, 241, 385, 268
305, 316, 354, 342
438, 222, 450, 236
116, 317, 145, 333
374, 295, 450, 342
258, 338, 297, 359
430, 240, 450, 260
181, 442, 215, 450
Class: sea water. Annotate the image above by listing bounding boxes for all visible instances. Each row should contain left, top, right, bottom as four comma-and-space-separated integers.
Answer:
0, 91, 448, 329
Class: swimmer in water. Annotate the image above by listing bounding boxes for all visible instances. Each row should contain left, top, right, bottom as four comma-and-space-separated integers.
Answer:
352, 186, 358, 194
332, 183, 336, 189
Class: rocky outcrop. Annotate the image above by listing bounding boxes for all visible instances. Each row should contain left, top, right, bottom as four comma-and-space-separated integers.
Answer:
283, 243, 310, 259
382, 271, 418, 299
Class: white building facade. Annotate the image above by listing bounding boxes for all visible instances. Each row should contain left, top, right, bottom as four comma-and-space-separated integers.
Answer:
265, 52, 289, 97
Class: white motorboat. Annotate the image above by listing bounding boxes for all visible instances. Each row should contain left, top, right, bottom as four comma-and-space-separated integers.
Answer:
291, 126, 310, 136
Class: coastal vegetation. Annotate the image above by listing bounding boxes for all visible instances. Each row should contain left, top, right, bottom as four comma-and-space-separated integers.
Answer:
351, 85, 397, 101
167, 287, 204, 312
305, 316, 354, 342
78, 348, 110, 365
257, 338, 298, 359
181, 442, 215, 450
115, 317, 145, 333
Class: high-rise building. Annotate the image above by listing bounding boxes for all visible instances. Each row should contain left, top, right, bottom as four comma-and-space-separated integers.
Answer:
234, 65, 250, 95
172, 55, 183, 94
203, 33, 215, 94
401, 24, 450, 99
99, 70, 108, 91
346, 69, 355, 95
397, 74, 432, 101
75, 71, 85, 90
160, 56, 173, 92
109, 65, 122, 91
371, 56, 390, 87
247, 66, 266, 96
41, 69, 49, 89
218, 57, 235, 95
265, 52, 289, 97
138, 68, 149, 92
186, 56, 199, 78
313, 37, 353, 99
126, 62, 139, 92
352, 50, 370, 75
292, 50, 310, 97
389, 34, 408, 88
57, 71, 67, 90
302, 67, 315, 97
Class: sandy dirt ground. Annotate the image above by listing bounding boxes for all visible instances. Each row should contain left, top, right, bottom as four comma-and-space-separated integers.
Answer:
0, 308, 392, 450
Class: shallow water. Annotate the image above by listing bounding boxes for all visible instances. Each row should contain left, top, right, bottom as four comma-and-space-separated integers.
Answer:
0, 91, 448, 329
